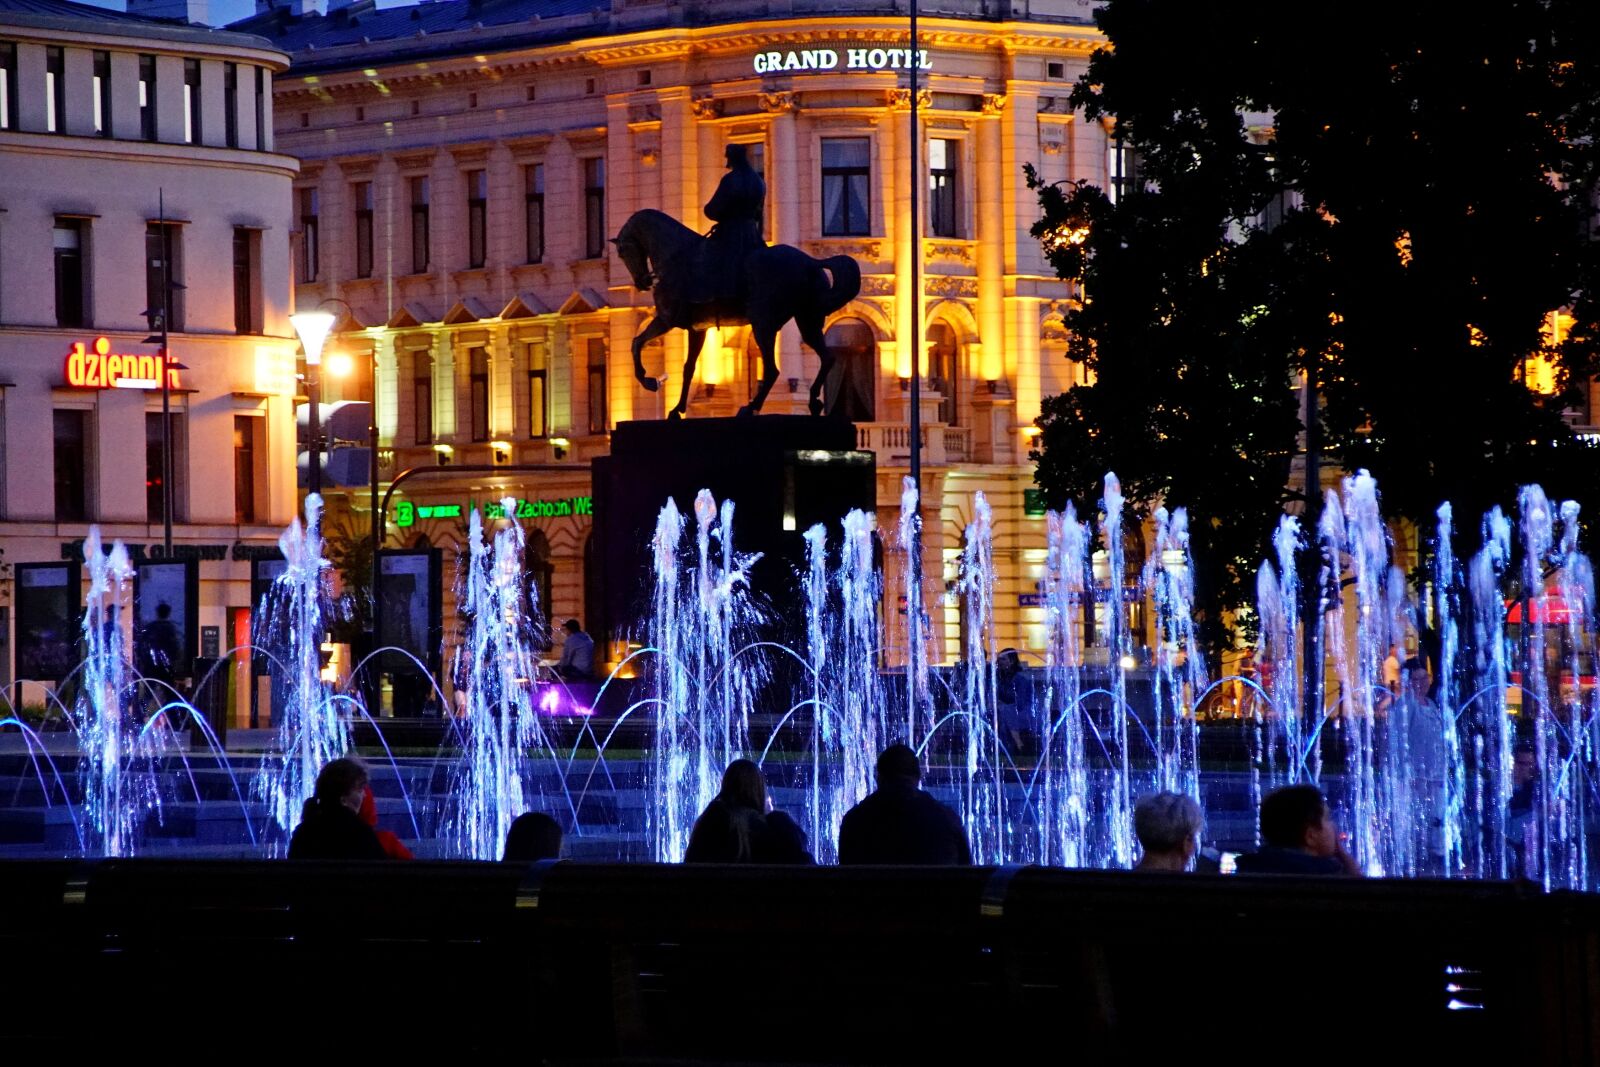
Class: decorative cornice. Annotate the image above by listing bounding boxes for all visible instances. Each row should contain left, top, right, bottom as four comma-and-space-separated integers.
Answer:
925, 241, 973, 264
690, 95, 723, 119
886, 87, 933, 111
758, 91, 797, 113
925, 275, 978, 298
859, 275, 894, 296
981, 92, 1007, 114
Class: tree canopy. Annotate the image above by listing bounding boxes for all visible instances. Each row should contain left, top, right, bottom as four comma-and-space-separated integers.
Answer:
1027, 0, 1600, 659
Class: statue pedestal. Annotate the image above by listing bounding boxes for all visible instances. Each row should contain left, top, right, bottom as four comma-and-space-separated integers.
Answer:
591, 416, 875, 641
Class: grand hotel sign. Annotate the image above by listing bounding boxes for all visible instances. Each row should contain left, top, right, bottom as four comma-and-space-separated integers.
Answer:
752, 46, 932, 75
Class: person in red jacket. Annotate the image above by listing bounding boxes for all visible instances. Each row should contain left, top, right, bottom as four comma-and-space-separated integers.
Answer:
360, 784, 414, 860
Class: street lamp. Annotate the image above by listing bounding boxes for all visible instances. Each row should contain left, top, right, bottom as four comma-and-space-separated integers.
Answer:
289, 309, 336, 498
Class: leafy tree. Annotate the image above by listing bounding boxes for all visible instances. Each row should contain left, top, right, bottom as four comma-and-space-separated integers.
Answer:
1027, 0, 1600, 663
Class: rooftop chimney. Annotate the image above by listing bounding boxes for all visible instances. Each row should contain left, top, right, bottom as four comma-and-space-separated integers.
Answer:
127, 0, 213, 24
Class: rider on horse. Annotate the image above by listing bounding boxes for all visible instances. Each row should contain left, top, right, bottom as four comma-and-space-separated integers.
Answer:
700, 143, 766, 306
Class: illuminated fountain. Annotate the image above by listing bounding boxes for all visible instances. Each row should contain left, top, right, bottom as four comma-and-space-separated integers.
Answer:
253, 493, 348, 842
1, 462, 1596, 893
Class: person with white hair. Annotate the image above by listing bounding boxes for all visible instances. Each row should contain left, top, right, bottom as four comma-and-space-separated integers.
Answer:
1132, 791, 1204, 872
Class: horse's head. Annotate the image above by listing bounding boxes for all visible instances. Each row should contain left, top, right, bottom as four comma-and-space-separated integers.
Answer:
611, 232, 652, 291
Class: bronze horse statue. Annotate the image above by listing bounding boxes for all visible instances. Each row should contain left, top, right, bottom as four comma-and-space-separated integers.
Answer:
612, 209, 861, 418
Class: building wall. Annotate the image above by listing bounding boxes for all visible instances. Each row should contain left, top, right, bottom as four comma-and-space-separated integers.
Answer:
275, 13, 1113, 667
0, 16, 299, 702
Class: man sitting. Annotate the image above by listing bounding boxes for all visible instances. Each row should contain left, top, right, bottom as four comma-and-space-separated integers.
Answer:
838, 744, 971, 865
554, 618, 595, 681
1235, 784, 1362, 876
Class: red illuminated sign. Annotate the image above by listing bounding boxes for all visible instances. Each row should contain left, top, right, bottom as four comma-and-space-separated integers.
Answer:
65, 337, 181, 390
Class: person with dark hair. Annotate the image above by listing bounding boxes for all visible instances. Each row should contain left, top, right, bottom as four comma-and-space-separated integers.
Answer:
1133, 791, 1203, 872
685, 759, 811, 864
138, 601, 183, 686
1235, 784, 1360, 876
288, 758, 389, 860
838, 744, 971, 865
554, 619, 594, 681
505, 811, 564, 862
1507, 740, 1539, 878
359, 784, 414, 860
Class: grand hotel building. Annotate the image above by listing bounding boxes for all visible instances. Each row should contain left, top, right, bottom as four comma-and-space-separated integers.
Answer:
244, 0, 1111, 670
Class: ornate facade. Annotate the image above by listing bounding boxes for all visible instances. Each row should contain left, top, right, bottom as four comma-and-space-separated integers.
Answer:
247, 0, 1112, 669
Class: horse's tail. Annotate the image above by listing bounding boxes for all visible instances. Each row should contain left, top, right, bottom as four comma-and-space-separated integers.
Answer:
814, 254, 862, 316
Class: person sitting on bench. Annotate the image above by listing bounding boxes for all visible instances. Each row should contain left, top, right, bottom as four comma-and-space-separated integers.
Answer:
1235, 784, 1361, 876
838, 744, 971, 865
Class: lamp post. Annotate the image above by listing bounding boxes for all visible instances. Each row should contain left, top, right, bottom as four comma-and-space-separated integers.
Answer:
289, 310, 337, 500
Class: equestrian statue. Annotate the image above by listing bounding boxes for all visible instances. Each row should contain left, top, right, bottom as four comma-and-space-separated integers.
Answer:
612, 143, 861, 419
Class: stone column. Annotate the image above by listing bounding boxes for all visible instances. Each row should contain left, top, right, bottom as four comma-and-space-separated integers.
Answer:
976, 94, 1006, 387
763, 91, 805, 412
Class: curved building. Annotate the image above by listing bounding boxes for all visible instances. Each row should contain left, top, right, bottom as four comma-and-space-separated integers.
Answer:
0, 0, 298, 710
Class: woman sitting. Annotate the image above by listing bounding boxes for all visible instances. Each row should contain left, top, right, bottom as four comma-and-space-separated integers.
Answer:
288, 758, 389, 860
684, 759, 811, 864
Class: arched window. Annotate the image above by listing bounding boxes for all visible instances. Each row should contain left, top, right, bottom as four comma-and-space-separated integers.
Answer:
524, 529, 554, 639
927, 322, 959, 426
822, 318, 876, 422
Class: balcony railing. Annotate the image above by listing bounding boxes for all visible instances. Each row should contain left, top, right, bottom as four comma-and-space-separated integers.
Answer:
854, 422, 972, 465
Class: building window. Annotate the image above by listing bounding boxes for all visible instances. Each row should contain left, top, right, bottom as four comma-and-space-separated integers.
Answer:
823, 318, 876, 421
53, 219, 87, 328
183, 58, 201, 144
45, 47, 63, 133
146, 222, 184, 333
525, 163, 545, 264
223, 62, 238, 148
234, 415, 256, 523
54, 410, 89, 523
93, 52, 111, 137
413, 351, 434, 444
583, 157, 605, 259
821, 138, 871, 237
587, 337, 607, 435
298, 187, 319, 283
0, 43, 17, 131
254, 67, 265, 150
233, 227, 259, 334
468, 347, 490, 441
1047, 61, 1066, 80
139, 54, 156, 141
410, 177, 430, 273
353, 181, 374, 278
927, 322, 959, 425
466, 169, 487, 269
145, 413, 185, 524
525, 84, 535, 102
928, 138, 960, 238
528, 345, 548, 438
1107, 137, 1142, 205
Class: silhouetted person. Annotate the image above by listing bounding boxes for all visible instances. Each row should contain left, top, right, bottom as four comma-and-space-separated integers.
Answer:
685, 759, 811, 863
505, 811, 564, 862
1133, 791, 1203, 872
288, 758, 388, 860
139, 601, 182, 685
360, 784, 413, 860
838, 744, 971, 865
1235, 784, 1361, 876
1508, 740, 1539, 878
996, 648, 1035, 762
555, 619, 595, 681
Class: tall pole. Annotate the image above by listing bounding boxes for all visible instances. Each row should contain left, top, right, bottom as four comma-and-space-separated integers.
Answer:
369, 354, 381, 689
906, 0, 922, 717
1301, 359, 1320, 723
307, 363, 322, 499
160, 188, 173, 555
